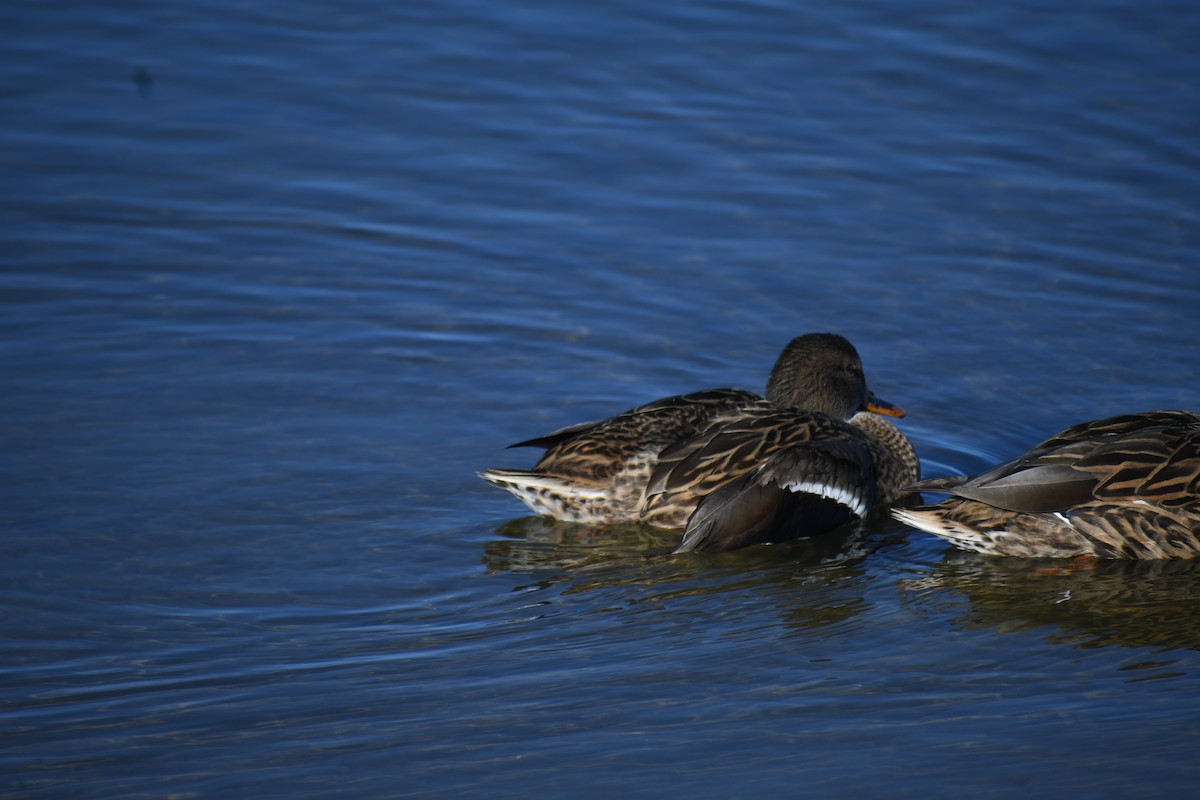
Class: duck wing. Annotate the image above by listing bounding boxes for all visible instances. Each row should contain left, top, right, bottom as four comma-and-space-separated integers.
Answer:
511, 388, 760, 482
672, 433, 877, 553
643, 409, 810, 514
1074, 412, 1200, 507
910, 410, 1200, 513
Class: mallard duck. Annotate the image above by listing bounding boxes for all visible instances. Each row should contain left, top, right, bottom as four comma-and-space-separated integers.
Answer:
481, 333, 920, 553
893, 410, 1200, 559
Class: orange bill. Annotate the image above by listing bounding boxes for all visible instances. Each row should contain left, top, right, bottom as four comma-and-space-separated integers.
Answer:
865, 391, 905, 418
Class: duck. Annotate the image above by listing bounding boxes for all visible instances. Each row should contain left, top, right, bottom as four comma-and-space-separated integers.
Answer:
893, 410, 1200, 559
480, 333, 920, 553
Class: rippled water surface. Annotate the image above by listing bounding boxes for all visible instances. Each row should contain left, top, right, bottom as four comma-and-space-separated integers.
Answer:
4, 1, 1200, 797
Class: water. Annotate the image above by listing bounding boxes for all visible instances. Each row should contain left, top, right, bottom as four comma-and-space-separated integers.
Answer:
3, 1, 1200, 797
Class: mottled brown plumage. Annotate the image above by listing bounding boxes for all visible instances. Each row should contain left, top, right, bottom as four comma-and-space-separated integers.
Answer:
894, 411, 1200, 559
481, 333, 920, 552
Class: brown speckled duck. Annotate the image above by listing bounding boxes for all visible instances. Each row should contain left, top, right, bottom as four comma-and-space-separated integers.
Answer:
481, 333, 920, 553
894, 410, 1200, 559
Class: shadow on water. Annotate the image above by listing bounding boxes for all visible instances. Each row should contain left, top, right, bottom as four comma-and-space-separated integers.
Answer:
482, 515, 891, 574
479, 514, 914, 633
484, 516, 683, 570
902, 552, 1200, 653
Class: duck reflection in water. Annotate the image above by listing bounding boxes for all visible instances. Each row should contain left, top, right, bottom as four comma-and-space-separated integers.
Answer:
902, 553, 1200, 653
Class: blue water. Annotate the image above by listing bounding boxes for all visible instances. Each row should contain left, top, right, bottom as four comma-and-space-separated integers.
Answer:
3, 1, 1200, 797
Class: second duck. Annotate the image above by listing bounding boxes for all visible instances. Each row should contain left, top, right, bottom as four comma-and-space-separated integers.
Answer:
481, 333, 920, 553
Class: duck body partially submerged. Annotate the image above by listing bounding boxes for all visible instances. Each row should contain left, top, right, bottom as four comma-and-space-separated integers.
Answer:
482, 333, 919, 553
894, 410, 1200, 559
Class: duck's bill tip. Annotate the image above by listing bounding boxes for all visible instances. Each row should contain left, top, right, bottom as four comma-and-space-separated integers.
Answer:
865, 395, 906, 418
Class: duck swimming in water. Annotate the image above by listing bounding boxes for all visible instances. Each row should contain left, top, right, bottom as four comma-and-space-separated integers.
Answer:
481, 333, 919, 553
894, 410, 1200, 559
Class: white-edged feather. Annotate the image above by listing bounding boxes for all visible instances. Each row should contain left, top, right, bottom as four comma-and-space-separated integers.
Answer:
785, 479, 868, 517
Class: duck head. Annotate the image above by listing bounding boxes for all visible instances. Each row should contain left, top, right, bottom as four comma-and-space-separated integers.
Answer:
765, 333, 905, 420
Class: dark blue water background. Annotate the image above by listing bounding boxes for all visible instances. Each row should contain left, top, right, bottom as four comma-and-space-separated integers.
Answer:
3, 1, 1199, 797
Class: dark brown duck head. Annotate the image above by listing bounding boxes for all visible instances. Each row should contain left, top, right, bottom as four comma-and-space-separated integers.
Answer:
764, 333, 905, 420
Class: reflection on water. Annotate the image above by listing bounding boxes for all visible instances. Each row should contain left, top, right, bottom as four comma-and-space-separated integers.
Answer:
481, 514, 917, 635
903, 553, 1200, 653
486, 516, 682, 568
483, 514, 887, 573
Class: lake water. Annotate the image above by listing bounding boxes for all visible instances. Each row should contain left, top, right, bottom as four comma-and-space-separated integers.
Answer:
4, 1, 1200, 797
